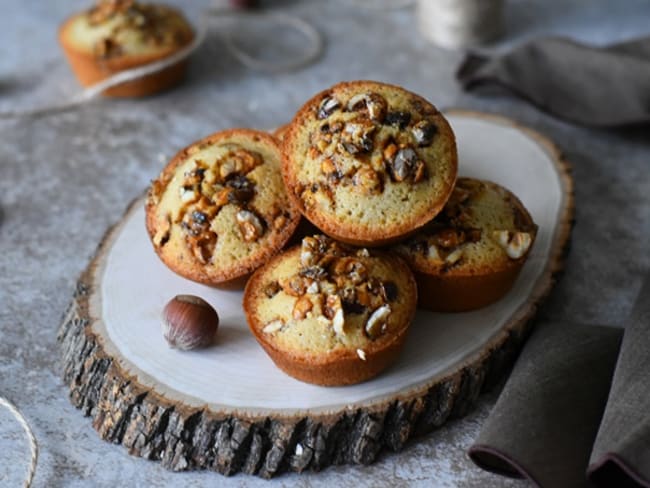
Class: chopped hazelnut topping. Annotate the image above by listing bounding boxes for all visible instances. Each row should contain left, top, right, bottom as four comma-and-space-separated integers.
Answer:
384, 111, 411, 129
445, 248, 463, 266
365, 304, 391, 339
236, 210, 265, 242
263, 320, 284, 334
279, 275, 307, 297
353, 166, 383, 195
153, 215, 171, 247
171, 146, 270, 261
357, 248, 370, 257
411, 120, 437, 147
341, 121, 375, 154
413, 161, 426, 183
293, 296, 314, 320
179, 187, 197, 203
268, 236, 399, 344
263, 280, 281, 298
347, 92, 387, 122
383, 142, 398, 162
318, 96, 341, 119
308, 91, 432, 195
272, 213, 288, 231
434, 228, 464, 250
87, 1, 192, 51
428, 244, 442, 261
389, 147, 419, 182
306, 281, 320, 294
321, 158, 338, 175
493, 230, 533, 259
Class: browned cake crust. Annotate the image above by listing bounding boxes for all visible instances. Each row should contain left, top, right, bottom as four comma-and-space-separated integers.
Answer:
395, 178, 538, 312
272, 123, 291, 141
281, 80, 458, 246
145, 129, 301, 287
58, 0, 194, 97
244, 235, 417, 386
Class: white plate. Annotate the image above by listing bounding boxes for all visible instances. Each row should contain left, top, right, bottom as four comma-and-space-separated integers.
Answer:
94, 111, 571, 415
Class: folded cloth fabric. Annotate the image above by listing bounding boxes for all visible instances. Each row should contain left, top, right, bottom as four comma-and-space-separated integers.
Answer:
469, 273, 650, 487
469, 322, 623, 487
588, 276, 650, 487
456, 37, 650, 127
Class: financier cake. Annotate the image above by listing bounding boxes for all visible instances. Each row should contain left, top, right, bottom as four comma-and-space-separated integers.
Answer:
59, 0, 194, 97
395, 178, 538, 312
146, 129, 301, 287
281, 80, 458, 246
244, 235, 417, 386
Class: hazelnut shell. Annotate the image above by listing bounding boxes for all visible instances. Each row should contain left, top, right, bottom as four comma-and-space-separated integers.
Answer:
162, 295, 219, 350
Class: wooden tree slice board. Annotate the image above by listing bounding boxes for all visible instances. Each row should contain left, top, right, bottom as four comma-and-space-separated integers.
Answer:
58, 111, 574, 477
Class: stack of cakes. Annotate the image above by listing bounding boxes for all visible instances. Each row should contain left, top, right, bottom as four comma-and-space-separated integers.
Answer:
145, 80, 537, 386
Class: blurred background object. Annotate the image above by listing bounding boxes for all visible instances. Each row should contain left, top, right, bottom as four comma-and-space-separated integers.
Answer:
417, 0, 505, 49
212, 0, 258, 10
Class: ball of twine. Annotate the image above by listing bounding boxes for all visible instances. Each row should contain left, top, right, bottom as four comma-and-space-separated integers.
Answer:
416, 0, 504, 49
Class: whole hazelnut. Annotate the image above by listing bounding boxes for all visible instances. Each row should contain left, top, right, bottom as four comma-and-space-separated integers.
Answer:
162, 295, 219, 350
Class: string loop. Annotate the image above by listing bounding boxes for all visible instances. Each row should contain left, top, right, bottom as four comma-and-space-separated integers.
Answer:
221, 12, 323, 73
0, 10, 323, 119
0, 396, 38, 488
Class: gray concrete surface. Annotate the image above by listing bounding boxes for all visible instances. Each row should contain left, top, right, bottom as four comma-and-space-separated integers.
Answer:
1, 0, 649, 486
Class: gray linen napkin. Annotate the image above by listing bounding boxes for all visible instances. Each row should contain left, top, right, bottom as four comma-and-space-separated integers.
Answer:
456, 37, 650, 127
469, 274, 650, 487
469, 322, 623, 487
588, 276, 650, 487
